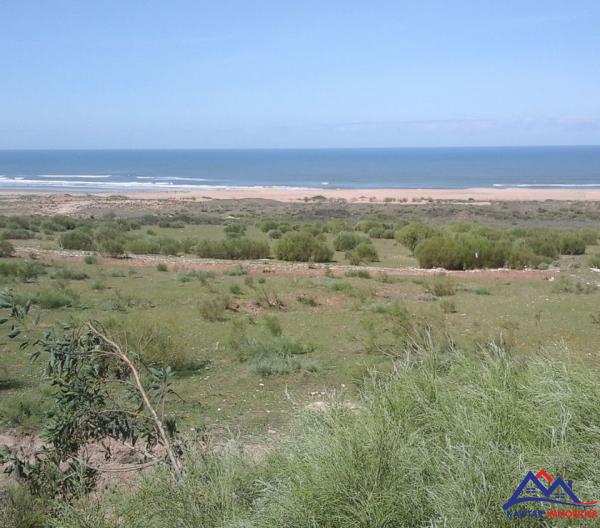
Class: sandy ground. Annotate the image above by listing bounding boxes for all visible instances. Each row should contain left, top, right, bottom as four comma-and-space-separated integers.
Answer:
124, 186, 600, 202
2, 186, 600, 216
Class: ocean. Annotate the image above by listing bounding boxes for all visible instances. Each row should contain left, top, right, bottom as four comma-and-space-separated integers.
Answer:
0, 146, 599, 192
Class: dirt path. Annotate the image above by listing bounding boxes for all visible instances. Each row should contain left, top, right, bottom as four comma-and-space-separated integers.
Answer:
15, 246, 560, 281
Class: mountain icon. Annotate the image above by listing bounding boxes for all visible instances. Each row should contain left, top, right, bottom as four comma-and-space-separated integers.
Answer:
503, 470, 597, 510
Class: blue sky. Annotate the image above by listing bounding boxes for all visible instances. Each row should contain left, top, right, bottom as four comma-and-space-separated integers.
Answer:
1, 1, 599, 148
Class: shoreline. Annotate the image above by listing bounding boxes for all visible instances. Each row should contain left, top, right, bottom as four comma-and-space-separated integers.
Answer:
3, 186, 600, 202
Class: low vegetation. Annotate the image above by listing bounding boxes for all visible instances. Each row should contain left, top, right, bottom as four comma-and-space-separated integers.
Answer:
1, 204, 600, 527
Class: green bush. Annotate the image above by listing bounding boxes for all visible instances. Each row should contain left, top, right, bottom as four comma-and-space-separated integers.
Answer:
198, 295, 230, 321
345, 269, 371, 279
274, 232, 333, 262
52, 267, 89, 280
333, 231, 370, 251
0, 261, 47, 282
414, 236, 464, 270
243, 335, 317, 376
125, 237, 161, 255
157, 237, 181, 256
588, 254, 600, 268
195, 238, 270, 260
156, 263, 168, 272
58, 230, 94, 251
95, 226, 126, 257
224, 224, 247, 238
0, 485, 49, 528
1, 228, 34, 240
32, 289, 74, 309
440, 299, 457, 313
558, 233, 586, 255
104, 317, 199, 370
348, 242, 379, 264
396, 223, 439, 252
258, 220, 279, 232
267, 229, 282, 239
368, 227, 395, 239
427, 274, 456, 296
0, 239, 15, 257
83, 255, 98, 265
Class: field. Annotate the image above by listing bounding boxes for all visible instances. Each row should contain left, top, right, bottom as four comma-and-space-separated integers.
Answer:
1, 196, 600, 527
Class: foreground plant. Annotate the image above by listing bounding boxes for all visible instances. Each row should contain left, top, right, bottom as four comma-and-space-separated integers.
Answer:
0, 290, 182, 503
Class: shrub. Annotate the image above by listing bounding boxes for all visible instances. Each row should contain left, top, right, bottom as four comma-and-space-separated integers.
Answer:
558, 232, 586, 255
369, 227, 395, 239
158, 237, 181, 256
58, 230, 94, 251
297, 294, 318, 306
396, 223, 439, 252
95, 226, 126, 257
0, 261, 47, 282
229, 283, 242, 295
274, 232, 333, 262
414, 237, 464, 270
126, 237, 161, 255
427, 274, 456, 296
440, 299, 457, 313
527, 233, 559, 259
177, 270, 216, 284
198, 295, 230, 321
0, 485, 49, 528
263, 315, 282, 337
245, 336, 317, 376
0, 240, 15, 257
508, 241, 550, 270
551, 276, 597, 294
32, 289, 74, 309
345, 269, 371, 279
589, 254, 600, 268
346, 242, 379, 264
91, 280, 107, 290
333, 231, 370, 251
104, 317, 200, 370
195, 238, 270, 260
52, 267, 89, 280
83, 255, 98, 265
1, 228, 34, 240
156, 263, 168, 272
267, 229, 282, 239
580, 228, 598, 245
224, 224, 246, 238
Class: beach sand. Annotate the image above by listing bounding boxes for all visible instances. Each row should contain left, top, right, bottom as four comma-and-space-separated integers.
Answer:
2, 186, 600, 216
125, 186, 600, 202
4, 186, 600, 203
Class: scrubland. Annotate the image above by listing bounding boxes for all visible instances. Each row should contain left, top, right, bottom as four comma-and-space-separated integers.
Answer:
1, 198, 600, 527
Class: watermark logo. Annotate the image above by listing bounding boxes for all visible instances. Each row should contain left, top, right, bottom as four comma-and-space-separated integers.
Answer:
503, 470, 597, 520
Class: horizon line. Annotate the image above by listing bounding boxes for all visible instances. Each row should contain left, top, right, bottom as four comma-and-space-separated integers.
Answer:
1, 144, 599, 152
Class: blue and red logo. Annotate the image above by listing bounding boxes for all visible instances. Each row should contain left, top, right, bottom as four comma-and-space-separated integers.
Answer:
503, 470, 597, 520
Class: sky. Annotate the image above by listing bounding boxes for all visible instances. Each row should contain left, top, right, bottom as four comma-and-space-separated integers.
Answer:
1, 1, 599, 149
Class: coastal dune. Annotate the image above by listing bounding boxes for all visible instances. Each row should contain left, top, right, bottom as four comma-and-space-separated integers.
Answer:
107, 186, 600, 202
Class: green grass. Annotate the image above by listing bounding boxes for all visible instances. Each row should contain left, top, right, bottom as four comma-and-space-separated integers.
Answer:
2, 207, 600, 526
52, 339, 600, 528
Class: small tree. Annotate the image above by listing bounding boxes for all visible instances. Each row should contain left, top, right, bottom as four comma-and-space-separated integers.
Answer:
0, 290, 182, 500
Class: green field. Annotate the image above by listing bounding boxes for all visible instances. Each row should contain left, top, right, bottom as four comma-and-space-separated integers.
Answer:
1, 201, 600, 527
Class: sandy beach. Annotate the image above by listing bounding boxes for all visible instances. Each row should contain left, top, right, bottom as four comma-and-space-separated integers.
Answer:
2, 186, 600, 217
4, 186, 600, 203
128, 186, 600, 202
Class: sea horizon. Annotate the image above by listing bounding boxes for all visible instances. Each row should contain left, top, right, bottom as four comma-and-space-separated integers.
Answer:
1, 145, 599, 192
